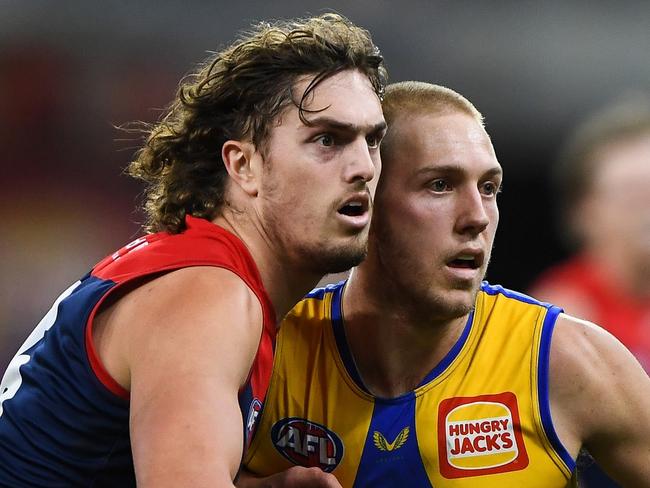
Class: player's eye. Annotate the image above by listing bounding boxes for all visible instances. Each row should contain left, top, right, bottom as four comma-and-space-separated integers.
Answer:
429, 179, 451, 192
481, 181, 502, 196
366, 134, 380, 148
316, 134, 335, 147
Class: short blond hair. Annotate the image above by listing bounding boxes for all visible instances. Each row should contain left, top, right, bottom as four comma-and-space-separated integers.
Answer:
380, 81, 484, 162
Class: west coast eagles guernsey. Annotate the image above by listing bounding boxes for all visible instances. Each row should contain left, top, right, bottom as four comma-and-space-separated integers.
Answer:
0, 215, 276, 487
244, 281, 577, 487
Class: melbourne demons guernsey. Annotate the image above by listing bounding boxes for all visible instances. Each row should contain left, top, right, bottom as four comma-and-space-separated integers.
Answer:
244, 281, 577, 487
0, 215, 276, 487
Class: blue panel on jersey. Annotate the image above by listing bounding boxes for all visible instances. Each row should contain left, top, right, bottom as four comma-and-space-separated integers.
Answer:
332, 283, 473, 392
418, 310, 474, 387
353, 395, 432, 488
329, 282, 369, 392
306, 280, 347, 300
481, 281, 553, 307
538, 305, 575, 471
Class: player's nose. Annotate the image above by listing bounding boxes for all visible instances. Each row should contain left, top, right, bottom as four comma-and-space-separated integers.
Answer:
343, 138, 377, 184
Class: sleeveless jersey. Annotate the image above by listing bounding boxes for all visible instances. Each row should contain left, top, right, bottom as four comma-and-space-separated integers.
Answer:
0, 215, 276, 487
244, 281, 577, 487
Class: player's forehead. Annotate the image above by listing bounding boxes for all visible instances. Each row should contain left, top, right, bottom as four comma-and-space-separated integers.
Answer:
389, 111, 500, 177
291, 69, 385, 130
406, 111, 489, 147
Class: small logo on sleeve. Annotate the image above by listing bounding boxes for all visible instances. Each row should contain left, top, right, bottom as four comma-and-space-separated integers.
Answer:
438, 392, 529, 478
271, 418, 344, 472
245, 398, 263, 447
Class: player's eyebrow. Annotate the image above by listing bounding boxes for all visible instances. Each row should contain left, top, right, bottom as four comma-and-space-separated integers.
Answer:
415, 164, 503, 179
484, 166, 503, 179
303, 116, 387, 135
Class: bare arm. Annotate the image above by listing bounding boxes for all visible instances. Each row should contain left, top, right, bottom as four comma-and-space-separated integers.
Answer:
96, 266, 264, 487
236, 467, 342, 488
550, 313, 650, 487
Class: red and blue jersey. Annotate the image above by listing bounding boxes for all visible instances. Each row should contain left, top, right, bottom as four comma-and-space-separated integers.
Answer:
0, 215, 276, 487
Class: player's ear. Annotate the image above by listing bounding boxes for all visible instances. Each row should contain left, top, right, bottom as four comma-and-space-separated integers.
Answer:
222, 140, 261, 197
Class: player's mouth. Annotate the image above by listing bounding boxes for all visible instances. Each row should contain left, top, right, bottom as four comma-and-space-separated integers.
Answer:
445, 249, 485, 278
336, 193, 371, 230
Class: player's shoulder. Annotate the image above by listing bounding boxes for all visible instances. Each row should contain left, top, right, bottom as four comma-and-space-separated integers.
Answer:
93, 216, 260, 284
549, 313, 649, 438
282, 280, 345, 332
304, 279, 346, 301
131, 266, 261, 318
550, 314, 619, 388
478, 281, 562, 313
103, 266, 264, 358
550, 313, 627, 373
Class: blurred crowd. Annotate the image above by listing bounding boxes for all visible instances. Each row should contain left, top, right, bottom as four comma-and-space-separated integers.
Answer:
530, 95, 650, 373
0, 45, 179, 365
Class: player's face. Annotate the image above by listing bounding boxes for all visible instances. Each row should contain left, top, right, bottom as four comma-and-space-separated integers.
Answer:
371, 111, 501, 319
257, 69, 386, 274
582, 132, 650, 284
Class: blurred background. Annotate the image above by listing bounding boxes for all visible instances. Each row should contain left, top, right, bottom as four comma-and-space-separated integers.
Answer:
2, 0, 650, 368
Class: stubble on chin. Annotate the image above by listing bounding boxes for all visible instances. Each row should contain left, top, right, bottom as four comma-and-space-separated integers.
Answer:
404, 277, 482, 323
297, 237, 369, 275
260, 172, 373, 274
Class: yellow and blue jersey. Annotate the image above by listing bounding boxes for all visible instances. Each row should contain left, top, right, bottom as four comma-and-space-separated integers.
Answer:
244, 281, 577, 487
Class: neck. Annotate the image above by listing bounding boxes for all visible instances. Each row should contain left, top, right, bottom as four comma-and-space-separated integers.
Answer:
342, 269, 469, 398
212, 211, 322, 321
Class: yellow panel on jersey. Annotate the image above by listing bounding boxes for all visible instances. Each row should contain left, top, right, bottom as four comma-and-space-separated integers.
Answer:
243, 281, 577, 487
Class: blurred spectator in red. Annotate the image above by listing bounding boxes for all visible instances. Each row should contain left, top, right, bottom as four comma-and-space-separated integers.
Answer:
530, 95, 650, 371
529, 94, 650, 488
0, 45, 154, 368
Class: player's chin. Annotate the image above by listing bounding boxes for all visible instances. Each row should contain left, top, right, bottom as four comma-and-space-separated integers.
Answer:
442, 294, 476, 318
444, 285, 480, 310
310, 240, 368, 275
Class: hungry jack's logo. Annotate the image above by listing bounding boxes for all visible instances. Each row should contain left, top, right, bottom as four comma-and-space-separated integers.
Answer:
437, 392, 529, 478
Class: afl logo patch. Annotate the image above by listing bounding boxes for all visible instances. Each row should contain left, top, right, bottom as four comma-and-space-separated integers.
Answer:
271, 418, 344, 472
438, 392, 529, 478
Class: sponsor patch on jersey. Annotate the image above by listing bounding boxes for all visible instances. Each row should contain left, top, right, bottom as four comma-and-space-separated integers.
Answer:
373, 427, 409, 452
437, 392, 529, 478
245, 398, 263, 447
111, 236, 148, 261
271, 417, 344, 472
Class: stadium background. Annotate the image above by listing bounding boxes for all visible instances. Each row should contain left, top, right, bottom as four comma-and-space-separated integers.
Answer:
2, 0, 649, 367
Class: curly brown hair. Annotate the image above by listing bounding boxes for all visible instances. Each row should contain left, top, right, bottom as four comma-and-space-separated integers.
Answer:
128, 13, 386, 234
